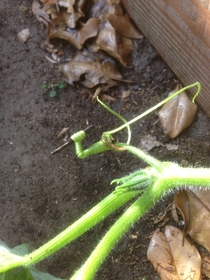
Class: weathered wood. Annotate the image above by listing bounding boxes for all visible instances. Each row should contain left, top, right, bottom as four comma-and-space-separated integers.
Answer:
122, 0, 210, 117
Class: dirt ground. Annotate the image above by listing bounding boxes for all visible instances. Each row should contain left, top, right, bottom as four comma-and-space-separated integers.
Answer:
1, 1, 210, 279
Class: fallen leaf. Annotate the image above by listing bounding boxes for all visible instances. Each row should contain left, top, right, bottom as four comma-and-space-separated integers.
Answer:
79, 18, 101, 45
147, 226, 202, 280
107, 14, 143, 39
106, 0, 120, 4
48, 17, 82, 49
174, 189, 210, 252
60, 50, 130, 87
42, 0, 58, 4
32, 0, 50, 25
59, 0, 85, 28
158, 84, 197, 138
92, 84, 117, 102
96, 20, 133, 65
202, 254, 210, 278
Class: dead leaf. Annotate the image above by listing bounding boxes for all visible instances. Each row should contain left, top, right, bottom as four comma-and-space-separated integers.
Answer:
59, 1, 85, 28
92, 84, 117, 102
100, 93, 116, 102
32, 0, 50, 25
202, 254, 210, 278
48, 17, 82, 49
147, 226, 202, 280
158, 84, 197, 138
60, 50, 130, 87
106, 0, 120, 4
79, 18, 101, 45
174, 189, 210, 252
96, 20, 133, 65
107, 14, 143, 39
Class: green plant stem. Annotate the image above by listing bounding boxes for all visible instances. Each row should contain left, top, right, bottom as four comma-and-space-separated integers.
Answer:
71, 184, 162, 279
159, 163, 210, 187
0, 191, 139, 273
71, 163, 210, 280
117, 143, 165, 173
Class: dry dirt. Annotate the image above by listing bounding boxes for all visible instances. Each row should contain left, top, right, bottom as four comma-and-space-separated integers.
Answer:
1, 1, 210, 279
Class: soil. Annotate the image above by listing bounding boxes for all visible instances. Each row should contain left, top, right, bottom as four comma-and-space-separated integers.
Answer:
1, 1, 210, 280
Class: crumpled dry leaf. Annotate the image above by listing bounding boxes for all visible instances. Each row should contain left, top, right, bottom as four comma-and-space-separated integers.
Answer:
59, 0, 85, 28
96, 20, 133, 65
88, 0, 141, 65
174, 189, 210, 252
147, 226, 202, 280
158, 84, 197, 138
32, 0, 50, 25
60, 50, 130, 87
33, 0, 142, 68
48, 17, 82, 49
78, 18, 101, 45
106, 14, 142, 39
202, 254, 210, 278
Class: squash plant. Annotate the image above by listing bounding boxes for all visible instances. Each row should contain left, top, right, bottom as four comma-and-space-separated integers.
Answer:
1, 82, 209, 280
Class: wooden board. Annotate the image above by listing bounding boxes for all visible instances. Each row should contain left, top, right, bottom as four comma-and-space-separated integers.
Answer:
122, 0, 210, 117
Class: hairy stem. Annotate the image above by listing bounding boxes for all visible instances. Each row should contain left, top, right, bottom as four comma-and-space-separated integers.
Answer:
70, 184, 162, 279
116, 143, 165, 173
70, 163, 210, 280
0, 191, 139, 272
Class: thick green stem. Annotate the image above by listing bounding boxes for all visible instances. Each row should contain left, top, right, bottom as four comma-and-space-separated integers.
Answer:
0, 191, 138, 273
70, 163, 210, 280
71, 184, 162, 279
158, 163, 210, 188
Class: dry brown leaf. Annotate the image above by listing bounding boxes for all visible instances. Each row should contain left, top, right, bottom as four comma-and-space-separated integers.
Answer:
41, 0, 59, 4
202, 254, 210, 278
60, 50, 129, 87
88, 0, 123, 19
32, 0, 50, 25
96, 20, 133, 65
92, 84, 117, 102
158, 84, 197, 138
174, 189, 210, 252
107, 14, 143, 39
59, 0, 85, 28
79, 18, 101, 45
101, 93, 116, 102
48, 17, 82, 49
147, 226, 202, 280
106, 0, 120, 5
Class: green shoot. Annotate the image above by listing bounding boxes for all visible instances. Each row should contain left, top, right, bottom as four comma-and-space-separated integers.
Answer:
43, 81, 67, 97
1, 82, 207, 280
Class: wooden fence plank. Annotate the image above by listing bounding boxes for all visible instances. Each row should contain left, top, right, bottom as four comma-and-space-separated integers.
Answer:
122, 0, 210, 117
